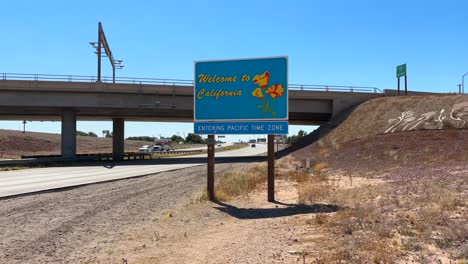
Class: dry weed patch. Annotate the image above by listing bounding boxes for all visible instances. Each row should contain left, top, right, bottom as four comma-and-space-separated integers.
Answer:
0, 166, 28, 171
293, 170, 332, 205
311, 173, 468, 263
196, 153, 467, 262
312, 162, 329, 174
206, 165, 267, 201
282, 159, 468, 263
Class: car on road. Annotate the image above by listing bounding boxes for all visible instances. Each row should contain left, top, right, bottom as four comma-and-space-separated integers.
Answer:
138, 144, 172, 153
154, 144, 172, 152
251, 143, 256, 148
138, 145, 152, 153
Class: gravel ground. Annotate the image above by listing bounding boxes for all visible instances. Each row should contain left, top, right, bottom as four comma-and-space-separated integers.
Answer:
0, 163, 241, 264
1, 130, 466, 263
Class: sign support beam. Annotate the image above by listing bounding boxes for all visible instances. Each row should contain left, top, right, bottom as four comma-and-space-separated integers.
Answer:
207, 134, 215, 201
268, 134, 275, 202
405, 75, 408, 96
397, 77, 400, 96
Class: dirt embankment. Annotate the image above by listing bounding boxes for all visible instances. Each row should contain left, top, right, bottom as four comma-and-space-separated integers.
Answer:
0, 129, 149, 159
318, 94, 468, 146
293, 94, 468, 165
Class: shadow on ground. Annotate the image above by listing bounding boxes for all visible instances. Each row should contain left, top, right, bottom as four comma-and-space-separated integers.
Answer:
213, 201, 339, 220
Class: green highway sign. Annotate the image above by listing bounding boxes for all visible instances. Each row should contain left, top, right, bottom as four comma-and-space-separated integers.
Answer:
396, 64, 407, 78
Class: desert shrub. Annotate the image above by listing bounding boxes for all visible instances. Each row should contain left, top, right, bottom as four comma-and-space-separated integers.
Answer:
312, 162, 329, 174
314, 214, 329, 225
213, 165, 267, 201
298, 183, 331, 205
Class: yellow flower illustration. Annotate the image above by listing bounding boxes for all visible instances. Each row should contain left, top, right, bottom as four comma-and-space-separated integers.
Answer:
266, 84, 284, 98
253, 71, 270, 88
252, 87, 264, 99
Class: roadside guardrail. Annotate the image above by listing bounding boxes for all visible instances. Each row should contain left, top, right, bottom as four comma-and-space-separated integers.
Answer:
0, 150, 205, 167
19, 150, 203, 160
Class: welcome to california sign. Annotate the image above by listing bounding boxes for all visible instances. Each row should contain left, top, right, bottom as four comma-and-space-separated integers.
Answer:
194, 57, 288, 122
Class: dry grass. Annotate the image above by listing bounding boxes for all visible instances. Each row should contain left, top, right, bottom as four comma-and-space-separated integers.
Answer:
287, 96, 468, 262
274, 152, 468, 263
215, 165, 267, 201
281, 162, 332, 205
280, 170, 309, 182
304, 172, 468, 263
311, 162, 329, 174
196, 151, 467, 262
0, 166, 28, 171
313, 214, 329, 225
197, 165, 268, 202
298, 181, 331, 205
217, 143, 249, 152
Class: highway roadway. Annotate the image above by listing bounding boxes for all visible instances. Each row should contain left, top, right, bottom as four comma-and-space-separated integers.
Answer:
0, 144, 267, 198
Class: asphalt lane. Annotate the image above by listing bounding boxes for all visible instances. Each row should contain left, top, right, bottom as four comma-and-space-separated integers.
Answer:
0, 144, 267, 198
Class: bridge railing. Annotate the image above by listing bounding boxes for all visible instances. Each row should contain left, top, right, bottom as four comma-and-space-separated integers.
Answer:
0, 73, 195, 86
1, 73, 383, 93
289, 84, 382, 93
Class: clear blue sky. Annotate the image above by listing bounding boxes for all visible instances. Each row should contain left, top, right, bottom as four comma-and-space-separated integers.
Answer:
1, 0, 467, 142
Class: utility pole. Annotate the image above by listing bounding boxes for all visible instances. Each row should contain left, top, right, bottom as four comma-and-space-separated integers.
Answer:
97, 23, 102, 82
90, 22, 124, 83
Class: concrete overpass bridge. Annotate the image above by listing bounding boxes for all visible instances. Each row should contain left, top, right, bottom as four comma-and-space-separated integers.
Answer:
0, 73, 383, 159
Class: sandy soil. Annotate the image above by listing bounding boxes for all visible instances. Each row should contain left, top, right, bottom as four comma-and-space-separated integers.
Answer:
105, 177, 382, 264
0, 162, 244, 264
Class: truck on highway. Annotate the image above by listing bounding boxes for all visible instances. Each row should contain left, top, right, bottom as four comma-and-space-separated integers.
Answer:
152, 144, 171, 152
137, 145, 154, 153
153, 139, 172, 151
137, 139, 173, 153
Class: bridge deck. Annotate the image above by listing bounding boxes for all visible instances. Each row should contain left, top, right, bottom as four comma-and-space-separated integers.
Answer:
0, 75, 383, 125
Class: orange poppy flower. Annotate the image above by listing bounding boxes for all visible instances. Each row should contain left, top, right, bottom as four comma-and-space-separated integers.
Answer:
252, 87, 264, 99
253, 71, 270, 88
266, 84, 284, 98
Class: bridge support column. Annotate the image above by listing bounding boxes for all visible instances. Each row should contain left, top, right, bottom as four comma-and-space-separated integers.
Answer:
61, 110, 77, 160
112, 118, 125, 161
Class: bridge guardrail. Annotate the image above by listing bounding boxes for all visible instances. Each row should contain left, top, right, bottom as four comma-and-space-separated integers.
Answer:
288, 84, 382, 93
1, 73, 383, 93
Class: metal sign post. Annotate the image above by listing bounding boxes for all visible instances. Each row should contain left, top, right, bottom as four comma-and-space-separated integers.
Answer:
397, 76, 400, 96
207, 135, 215, 201
267, 134, 275, 202
405, 74, 408, 96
